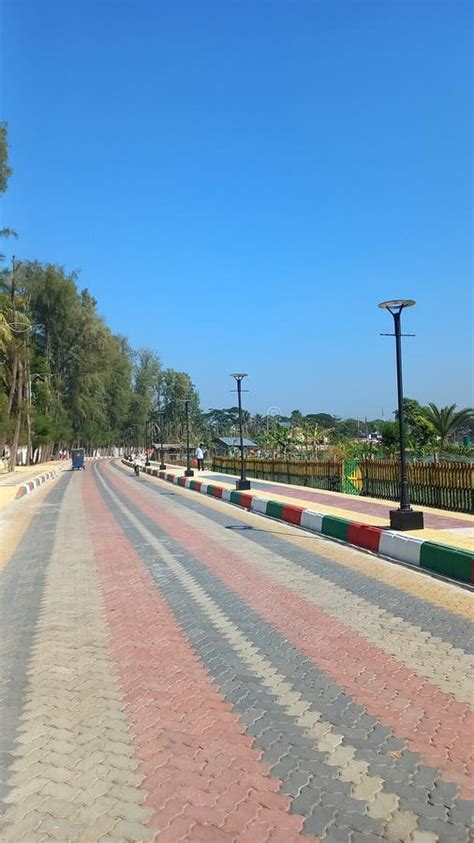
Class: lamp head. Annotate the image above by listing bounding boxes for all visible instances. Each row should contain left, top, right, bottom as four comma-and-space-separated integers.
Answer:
378, 299, 415, 313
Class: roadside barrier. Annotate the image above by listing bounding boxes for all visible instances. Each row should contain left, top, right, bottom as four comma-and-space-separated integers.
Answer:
15, 470, 58, 500
122, 461, 473, 585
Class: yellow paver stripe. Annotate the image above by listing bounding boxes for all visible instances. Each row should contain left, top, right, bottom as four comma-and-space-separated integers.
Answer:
0, 478, 61, 573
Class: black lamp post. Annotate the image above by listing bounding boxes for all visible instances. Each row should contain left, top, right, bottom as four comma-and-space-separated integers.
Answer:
157, 410, 166, 470
379, 300, 424, 531
183, 398, 194, 477
230, 373, 251, 491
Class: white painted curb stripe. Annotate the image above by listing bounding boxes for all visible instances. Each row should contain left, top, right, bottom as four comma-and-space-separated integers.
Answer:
379, 531, 423, 566
250, 497, 269, 514
300, 509, 325, 533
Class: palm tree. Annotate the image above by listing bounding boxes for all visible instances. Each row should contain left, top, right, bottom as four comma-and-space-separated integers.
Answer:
424, 403, 473, 449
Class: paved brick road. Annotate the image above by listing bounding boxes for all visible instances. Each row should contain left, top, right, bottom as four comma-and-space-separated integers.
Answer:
0, 461, 472, 842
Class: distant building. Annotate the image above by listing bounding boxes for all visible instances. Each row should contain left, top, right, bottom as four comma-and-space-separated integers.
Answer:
214, 436, 258, 456
366, 432, 382, 444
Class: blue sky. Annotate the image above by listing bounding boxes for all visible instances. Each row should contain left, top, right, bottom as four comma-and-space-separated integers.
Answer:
1, 0, 472, 418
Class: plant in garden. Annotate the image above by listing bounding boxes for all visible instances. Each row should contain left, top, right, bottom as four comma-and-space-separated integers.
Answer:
424, 403, 474, 449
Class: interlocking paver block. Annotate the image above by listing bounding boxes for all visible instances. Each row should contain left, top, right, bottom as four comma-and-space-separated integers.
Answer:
1, 457, 473, 843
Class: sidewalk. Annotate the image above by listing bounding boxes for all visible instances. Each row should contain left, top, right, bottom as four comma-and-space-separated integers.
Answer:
0, 461, 66, 510
149, 462, 473, 552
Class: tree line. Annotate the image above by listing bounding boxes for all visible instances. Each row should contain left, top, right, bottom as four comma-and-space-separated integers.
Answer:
1, 124, 202, 467
0, 258, 200, 467
203, 400, 473, 459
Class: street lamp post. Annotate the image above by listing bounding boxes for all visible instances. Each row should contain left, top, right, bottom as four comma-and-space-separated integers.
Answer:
379, 300, 424, 531
156, 410, 166, 470
230, 373, 251, 491
183, 398, 194, 477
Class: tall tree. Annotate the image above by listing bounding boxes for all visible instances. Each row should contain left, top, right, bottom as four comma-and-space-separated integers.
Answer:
159, 370, 200, 443
0, 122, 12, 194
126, 348, 161, 446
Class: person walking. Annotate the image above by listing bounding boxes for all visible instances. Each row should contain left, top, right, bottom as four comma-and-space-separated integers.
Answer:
195, 444, 204, 471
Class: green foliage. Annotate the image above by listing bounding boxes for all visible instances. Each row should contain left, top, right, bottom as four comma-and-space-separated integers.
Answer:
380, 421, 399, 450
424, 403, 474, 449
407, 413, 435, 451
0, 122, 12, 194
0, 261, 137, 454
160, 370, 200, 442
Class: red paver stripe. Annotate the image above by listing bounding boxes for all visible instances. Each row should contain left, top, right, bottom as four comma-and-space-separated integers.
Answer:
83, 468, 309, 840
103, 464, 473, 799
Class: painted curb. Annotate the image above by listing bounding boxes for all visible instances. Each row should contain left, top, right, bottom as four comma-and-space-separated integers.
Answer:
15, 470, 58, 500
123, 461, 474, 585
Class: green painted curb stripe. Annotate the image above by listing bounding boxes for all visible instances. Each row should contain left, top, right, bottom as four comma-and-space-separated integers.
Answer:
229, 490, 245, 505
321, 515, 351, 542
420, 542, 473, 584
266, 500, 285, 520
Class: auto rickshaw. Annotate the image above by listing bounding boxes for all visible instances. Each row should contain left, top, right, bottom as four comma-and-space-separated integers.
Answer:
71, 448, 86, 470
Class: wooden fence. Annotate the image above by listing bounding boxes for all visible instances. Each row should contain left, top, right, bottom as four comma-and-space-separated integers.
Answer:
361, 459, 473, 513
212, 456, 474, 513
212, 457, 343, 492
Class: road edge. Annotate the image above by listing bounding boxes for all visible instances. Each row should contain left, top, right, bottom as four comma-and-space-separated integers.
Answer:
122, 461, 473, 586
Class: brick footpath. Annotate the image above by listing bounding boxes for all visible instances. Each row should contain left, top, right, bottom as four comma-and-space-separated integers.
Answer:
0, 459, 472, 842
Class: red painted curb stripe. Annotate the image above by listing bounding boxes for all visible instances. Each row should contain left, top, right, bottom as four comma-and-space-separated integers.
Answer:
238, 493, 253, 509
105, 463, 473, 799
282, 504, 304, 526
347, 523, 382, 553
84, 468, 309, 841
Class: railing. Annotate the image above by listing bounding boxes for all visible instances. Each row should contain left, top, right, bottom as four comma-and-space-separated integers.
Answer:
212, 456, 343, 492
361, 459, 473, 513
212, 456, 473, 513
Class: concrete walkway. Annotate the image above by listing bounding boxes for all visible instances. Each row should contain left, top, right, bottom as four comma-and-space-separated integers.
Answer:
0, 461, 68, 510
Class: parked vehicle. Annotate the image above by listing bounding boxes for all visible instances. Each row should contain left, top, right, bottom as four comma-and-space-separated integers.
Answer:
71, 448, 86, 470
